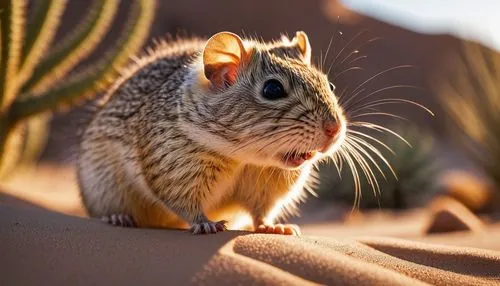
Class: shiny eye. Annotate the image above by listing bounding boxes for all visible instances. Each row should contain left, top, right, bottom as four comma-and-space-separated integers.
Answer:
329, 82, 336, 92
262, 79, 286, 100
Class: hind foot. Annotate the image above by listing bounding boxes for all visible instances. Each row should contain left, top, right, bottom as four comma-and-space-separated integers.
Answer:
101, 214, 136, 227
255, 223, 301, 236
190, 220, 227, 234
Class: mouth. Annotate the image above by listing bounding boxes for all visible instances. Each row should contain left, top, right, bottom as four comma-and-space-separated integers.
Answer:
279, 150, 318, 168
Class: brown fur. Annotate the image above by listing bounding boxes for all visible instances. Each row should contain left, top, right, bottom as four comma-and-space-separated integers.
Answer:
77, 32, 347, 233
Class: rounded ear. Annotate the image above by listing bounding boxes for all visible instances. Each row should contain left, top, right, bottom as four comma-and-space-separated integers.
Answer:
203, 32, 247, 89
291, 31, 311, 65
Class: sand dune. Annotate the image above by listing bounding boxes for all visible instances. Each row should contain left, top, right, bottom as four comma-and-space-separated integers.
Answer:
1, 195, 499, 286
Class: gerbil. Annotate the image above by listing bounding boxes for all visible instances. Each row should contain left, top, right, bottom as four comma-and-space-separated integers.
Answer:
77, 31, 347, 235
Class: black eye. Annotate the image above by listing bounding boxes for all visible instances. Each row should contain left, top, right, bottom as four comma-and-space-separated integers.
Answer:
329, 82, 336, 92
262, 79, 286, 100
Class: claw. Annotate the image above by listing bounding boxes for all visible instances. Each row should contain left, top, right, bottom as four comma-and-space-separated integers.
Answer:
190, 220, 227, 234
101, 214, 136, 228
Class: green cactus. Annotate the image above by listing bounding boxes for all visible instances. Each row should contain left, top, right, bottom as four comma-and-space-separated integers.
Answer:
0, 0, 156, 178
439, 41, 500, 192
317, 122, 441, 209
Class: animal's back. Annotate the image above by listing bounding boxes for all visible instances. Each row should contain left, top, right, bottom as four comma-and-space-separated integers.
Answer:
97, 38, 205, 118
77, 38, 205, 226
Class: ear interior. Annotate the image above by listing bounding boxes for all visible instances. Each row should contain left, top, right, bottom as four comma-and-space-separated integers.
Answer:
291, 31, 311, 65
203, 32, 247, 89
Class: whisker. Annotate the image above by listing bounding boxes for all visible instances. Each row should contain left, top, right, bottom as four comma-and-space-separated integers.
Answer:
332, 66, 363, 81
328, 30, 367, 75
349, 121, 411, 147
336, 86, 351, 105
344, 85, 422, 111
341, 88, 366, 108
347, 135, 396, 179
346, 55, 368, 66
260, 116, 312, 125
344, 140, 381, 196
229, 126, 300, 154
350, 65, 414, 97
338, 148, 361, 210
337, 36, 384, 67
337, 49, 361, 67
336, 152, 344, 172
329, 153, 342, 178
349, 98, 435, 116
347, 130, 395, 155
322, 35, 335, 70
349, 112, 408, 121
257, 131, 301, 153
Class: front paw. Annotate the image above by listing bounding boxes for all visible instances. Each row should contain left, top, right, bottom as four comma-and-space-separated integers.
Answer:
101, 214, 136, 227
255, 223, 301, 236
190, 220, 227, 234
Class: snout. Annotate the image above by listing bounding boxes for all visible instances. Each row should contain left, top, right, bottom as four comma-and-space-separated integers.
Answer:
319, 120, 341, 153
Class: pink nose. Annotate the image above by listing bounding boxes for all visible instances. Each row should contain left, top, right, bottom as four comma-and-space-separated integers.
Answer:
324, 121, 340, 137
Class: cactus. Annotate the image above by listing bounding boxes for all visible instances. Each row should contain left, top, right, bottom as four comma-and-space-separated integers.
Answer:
439, 41, 500, 192
317, 122, 441, 209
0, 0, 156, 178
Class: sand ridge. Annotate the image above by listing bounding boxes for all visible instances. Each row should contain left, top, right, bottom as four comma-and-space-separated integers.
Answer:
1, 196, 499, 286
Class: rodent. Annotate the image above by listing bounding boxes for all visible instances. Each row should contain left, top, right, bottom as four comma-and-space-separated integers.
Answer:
77, 31, 347, 235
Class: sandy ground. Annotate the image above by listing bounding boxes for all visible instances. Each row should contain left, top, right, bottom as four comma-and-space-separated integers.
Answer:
1, 165, 500, 285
